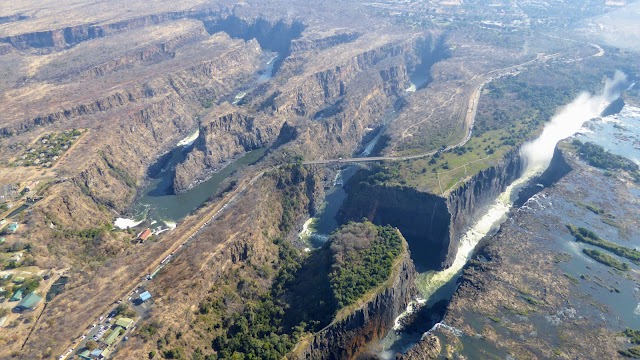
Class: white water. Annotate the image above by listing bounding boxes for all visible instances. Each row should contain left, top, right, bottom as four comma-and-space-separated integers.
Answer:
164, 221, 177, 230
386, 72, 629, 350
177, 129, 199, 147
114, 217, 144, 230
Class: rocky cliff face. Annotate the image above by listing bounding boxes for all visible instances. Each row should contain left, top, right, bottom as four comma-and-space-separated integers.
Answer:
339, 149, 523, 270
173, 35, 443, 192
0, 10, 221, 51
515, 144, 572, 206
338, 183, 451, 271
174, 105, 280, 193
444, 148, 522, 265
292, 241, 417, 360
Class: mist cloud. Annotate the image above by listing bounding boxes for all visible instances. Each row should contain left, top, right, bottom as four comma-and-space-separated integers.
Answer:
520, 71, 628, 175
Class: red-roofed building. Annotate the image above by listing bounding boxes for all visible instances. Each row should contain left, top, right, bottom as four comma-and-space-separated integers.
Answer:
137, 228, 152, 242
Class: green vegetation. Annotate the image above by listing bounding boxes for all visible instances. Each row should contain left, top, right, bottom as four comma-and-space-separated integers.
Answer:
623, 329, 640, 344
582, 249, 629, 271
270, 162, 313, 233
139, 322, 160, 340
163, 347, 186, 359
202, 221, 404, 359
12, 129, 83, 167
584, 203, 604, 215
563, 273, 579, 285
619, 346, 640, 359
114, 303, 136, 318
17, 277, 41, 294
572, 140, 640, 182
388, 64, 606, 193
99, 151, 137, 188
329, 222, 403, 308
567, 225, 640, 265
211, 238, 304, 360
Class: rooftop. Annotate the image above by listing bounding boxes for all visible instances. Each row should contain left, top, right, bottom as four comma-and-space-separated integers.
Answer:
137, 228, 152, 241
139, 291, 151, 302
115, 317, 134, 329
104, 327, 122, 345
16, 292, 43, 310
9, 288, 24, 302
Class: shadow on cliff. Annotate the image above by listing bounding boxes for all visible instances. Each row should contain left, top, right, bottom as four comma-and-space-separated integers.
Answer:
281, 247, 337, 332
337, 165, 451, 272
203, 15, 305, 75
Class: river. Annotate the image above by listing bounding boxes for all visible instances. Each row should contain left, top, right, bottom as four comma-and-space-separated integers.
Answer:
376, 72, 629, 357
114, 51, 279, 231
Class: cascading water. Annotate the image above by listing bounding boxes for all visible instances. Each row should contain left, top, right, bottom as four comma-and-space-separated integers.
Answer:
379, 71, 629, 358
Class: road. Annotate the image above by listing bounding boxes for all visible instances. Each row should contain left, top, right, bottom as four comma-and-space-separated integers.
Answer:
57, 43, 591, 359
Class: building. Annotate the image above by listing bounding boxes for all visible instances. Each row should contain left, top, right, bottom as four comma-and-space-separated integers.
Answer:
0, 316, 7, 327
9, 288, 23, 302
136, 228, 152, 242
90, 349, 103, 358
7, 222, 18, 232
15, 292, 43, 312
139, 291, 151, 302
104, 327, 122, 346
114, 317, 134, 330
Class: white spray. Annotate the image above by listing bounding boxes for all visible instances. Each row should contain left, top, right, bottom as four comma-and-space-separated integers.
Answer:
389, 71, 629, 345
521, 70, 627, 174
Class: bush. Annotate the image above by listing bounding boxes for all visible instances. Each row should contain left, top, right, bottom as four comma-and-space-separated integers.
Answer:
329, 223, 403, 308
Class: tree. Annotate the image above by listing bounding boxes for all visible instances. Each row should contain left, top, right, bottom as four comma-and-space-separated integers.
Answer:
85, 340, 98, 351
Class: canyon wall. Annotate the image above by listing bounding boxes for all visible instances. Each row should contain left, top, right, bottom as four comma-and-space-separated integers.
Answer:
444, 148, 522, 265
338, 149, 523, 270
338, 182, 451, 271
173, 106, 280, 193
291, 239, 417, 360
173, 33, 444, 192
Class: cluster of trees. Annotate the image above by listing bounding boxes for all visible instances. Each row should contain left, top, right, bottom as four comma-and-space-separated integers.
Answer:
357, 164, 402, 187
573, 140, 640, 181
582, 249, 630, 271
271, 163, 312, 233
114, 303, 137, 318
329, 223, 403, 308
476, 77, 578, 143
210, 238, 305, 360
618, 346, 640, 359
567, 225, 640, 265
202, 223, 404, 359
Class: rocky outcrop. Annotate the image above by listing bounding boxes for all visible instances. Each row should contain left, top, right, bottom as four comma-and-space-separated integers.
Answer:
515, 144, 573, 206
338, 183, 451, 271
400, 335, 441, 360
173, 35, 444, 193
203, 15, 305, 54
79, 26, 209, 79
289, 32, 361, 53
0, 35, 263, 137
291, 240, 417, 360
0, 10, 218, 50
173, 105, 280, 193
